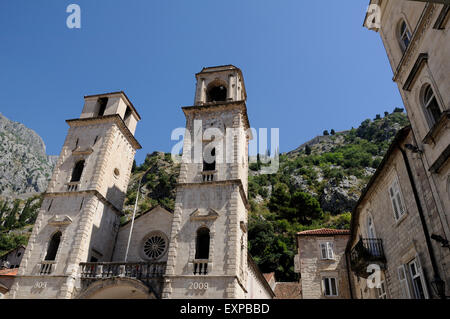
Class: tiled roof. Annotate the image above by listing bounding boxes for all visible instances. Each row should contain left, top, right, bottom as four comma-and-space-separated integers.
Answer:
0, 268, 18, 276
297, 228, 350, 236
274, 282, 302, 299
263, 272, 275, 283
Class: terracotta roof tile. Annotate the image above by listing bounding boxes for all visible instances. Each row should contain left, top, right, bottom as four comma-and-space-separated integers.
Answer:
274, 282, 302, 299
297, 228, 350, 236
0, 268, 18, 276
263, 272, 275, 282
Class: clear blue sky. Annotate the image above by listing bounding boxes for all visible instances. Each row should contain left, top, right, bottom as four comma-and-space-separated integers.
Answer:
0, 1, 403, 164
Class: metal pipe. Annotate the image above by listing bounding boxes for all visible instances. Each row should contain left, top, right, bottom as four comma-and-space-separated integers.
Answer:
399, 146, 445, 299
124, 175, 143, 262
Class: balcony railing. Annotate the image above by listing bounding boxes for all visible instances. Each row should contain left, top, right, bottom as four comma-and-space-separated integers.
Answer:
193, 259, 208, 275
202, 171, 215, 182
79, 262, 166, 280
350, 238, 386, 278
39, 261, 56, 275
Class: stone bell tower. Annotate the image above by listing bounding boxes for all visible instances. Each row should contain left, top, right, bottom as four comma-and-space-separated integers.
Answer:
163, 65, 252, 299
10, 91, 141, 299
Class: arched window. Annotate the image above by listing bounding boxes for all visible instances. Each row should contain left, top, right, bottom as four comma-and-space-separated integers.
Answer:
45, 231, 62, 261
207, 85, 227, 102
71, 160, 85, 182
195, 227, 210, 260
203, 147, 216, 172
399, 20, 412, 53
422, 84, 442, 127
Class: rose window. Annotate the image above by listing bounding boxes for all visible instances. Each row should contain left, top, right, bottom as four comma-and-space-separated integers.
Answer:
143, 234, 167, 260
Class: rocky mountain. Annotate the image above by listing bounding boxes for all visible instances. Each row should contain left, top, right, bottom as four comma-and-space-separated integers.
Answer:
0, 113, 56, 198
0, 108, 409, 279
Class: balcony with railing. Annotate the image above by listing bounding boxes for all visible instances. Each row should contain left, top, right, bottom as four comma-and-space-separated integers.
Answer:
193, 259, 208, 275
201, 171, 216, 182
39, 261, 56, 275
79, 261, 166, 281
350, 238, 386, 278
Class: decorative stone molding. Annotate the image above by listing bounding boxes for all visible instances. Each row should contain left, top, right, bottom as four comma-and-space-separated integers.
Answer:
66, 114, 142, 150
48, 215, 73, 226
393, 4, 436, 84
189, 208, 219, 221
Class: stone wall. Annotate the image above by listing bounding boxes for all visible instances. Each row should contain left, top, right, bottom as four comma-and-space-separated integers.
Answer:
298, 234, 351, 299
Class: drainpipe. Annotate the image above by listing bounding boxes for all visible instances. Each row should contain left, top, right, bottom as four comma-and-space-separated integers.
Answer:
399, 146, 445, 299
345, 251, 354, 299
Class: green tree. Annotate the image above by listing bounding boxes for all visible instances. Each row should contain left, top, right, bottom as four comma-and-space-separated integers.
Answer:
291, 191, 322, 224
304, 144, 311, 155
323, 130, 329, 136
268, 183, 295, 217
4, 200, 20, 229
330, 129, 336, 135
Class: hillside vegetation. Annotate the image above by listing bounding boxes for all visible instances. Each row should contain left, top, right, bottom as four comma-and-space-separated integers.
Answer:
0, 109, 409, 280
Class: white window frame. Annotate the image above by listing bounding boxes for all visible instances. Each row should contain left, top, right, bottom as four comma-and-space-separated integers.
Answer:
389, 176, 406, 222
399, 20, 412, 53
422, 84, 442, 128
397, 264, 411, 299
408, 256, 429, 299
319, 241, 334, 260
377, 280, 387, 299
322, 277, 338, 297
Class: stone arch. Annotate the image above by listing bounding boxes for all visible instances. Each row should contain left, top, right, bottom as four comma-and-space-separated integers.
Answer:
76, 277, 156, 299
206, 80, 228, 102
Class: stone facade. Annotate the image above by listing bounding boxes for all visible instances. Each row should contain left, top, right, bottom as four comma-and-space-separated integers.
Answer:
162, 65, 269, 299
9, 92, 141, 299
347, 127, 450, 299
360, 0, 450, 299
0, 245, 25, 269
8, 68, 272, 299
297, 229, 351, 299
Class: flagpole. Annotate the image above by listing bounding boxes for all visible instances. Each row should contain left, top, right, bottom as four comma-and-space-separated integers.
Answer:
124, 175, 142, 262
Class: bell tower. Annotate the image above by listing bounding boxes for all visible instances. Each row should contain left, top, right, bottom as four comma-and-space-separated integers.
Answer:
163, 65, 252, 298
10, 91, 141, 299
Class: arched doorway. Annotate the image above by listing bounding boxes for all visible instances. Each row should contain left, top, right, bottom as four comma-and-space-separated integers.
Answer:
76, 277, 156, 299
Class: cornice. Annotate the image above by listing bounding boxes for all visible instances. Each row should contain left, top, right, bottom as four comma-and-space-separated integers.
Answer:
43, 189, 123, 216
182, 101, 251, 130
66, 114, 142, 150
393, 4, 436, 84
176, 179, 249, 209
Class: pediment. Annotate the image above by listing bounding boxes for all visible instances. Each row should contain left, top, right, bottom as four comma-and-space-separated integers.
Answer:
189, 208, 219, 221
48, 215, 72, 226
72, 146, 94, 156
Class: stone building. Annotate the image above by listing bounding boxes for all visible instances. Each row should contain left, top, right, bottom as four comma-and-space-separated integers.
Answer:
0, 245, 25, 269
296, 228, 351, 299
347, 126, 450, 299
358, 0, 450, 298
8, 66, 274, 299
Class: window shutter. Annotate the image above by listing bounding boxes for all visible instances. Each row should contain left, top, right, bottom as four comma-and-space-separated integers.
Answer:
327, 242, 334, 259
395, 180, 406, 215
414, 254, 429, 299
320, 243, 327, 259
397, 265, 411, 299
389, 186, 400, 220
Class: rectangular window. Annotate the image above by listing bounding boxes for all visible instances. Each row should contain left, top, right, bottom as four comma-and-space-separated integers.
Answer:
322, 277, 338, 297
389, 178, 406, 221
319, 242, 334, 260
408, 258, 429, 299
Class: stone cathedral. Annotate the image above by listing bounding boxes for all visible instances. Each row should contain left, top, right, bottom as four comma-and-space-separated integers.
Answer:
9, 65, 274, 299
